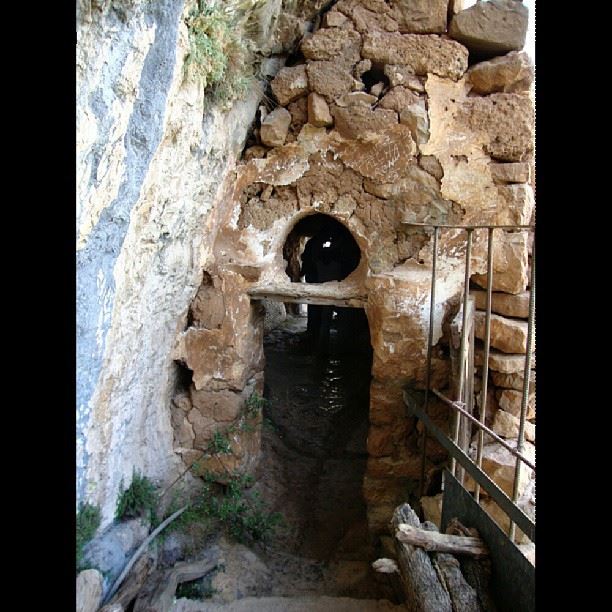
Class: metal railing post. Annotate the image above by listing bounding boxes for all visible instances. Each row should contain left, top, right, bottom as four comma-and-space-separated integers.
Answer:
475, 227, 495, 503
451, 228, 473, 478
509, 238, 536, 541
419, 227, 439, 498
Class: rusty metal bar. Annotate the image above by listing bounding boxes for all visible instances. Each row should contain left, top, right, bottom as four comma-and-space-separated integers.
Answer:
404, 390, 536, 542
432, 389, 536, 473
451, 229, 473, 477
509, 241, 536, 541
475, 227, 495, 503
419, 226, 439, 498
401, 223, 534, 230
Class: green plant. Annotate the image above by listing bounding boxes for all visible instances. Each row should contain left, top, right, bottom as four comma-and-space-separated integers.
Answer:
176, 574, 217, 599
183, 1, 257, 108
115, 470, 158, 524
206, 431, 232, 455
166, 471, 282, 546
245, 391, 267, 417
76, 502, 101, 569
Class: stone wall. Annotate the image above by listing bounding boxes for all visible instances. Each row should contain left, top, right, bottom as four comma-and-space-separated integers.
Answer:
78, 0, 535, 535
170, 0, 535, 534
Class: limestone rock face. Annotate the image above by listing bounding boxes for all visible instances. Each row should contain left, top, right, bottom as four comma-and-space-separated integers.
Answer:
362, 32, 469, 80
76, 569, 103, 612
474, 311, 528, 354
271, 65, 309, 105
260, 107, 292, 147
308, 92, 333, 127
449, 0, 529, 58
472, 289, 530, 318
468, 51, 534, 94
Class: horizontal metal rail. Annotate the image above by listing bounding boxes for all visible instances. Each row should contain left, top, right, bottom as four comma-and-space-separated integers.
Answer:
401, 223, 535, 230
405, 390, 536, 543
431, 389, 536, 472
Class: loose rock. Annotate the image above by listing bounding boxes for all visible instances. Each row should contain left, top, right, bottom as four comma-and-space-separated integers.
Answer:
260, 107, 292, 147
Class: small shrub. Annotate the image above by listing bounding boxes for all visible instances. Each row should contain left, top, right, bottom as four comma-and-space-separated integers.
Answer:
207, 431, 232, 455
115, 470, 158, 523
166, 471, 282, 546
245, 391, 267, 417
76, 502, 101, 569
183, 1, 257, 109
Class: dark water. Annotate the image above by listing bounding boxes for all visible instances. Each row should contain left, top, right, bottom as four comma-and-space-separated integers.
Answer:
260, 310, 373, 561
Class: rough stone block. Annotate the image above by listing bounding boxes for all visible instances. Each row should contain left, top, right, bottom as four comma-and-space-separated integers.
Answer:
472, 289, 530, 318
391, 0, 449, 34
362, 32, 469, 80
449, 0, 529, 58
489, 161, 530, 183
379, 86, 421, 113
270, 65, 309, 106
497, 388, 535, 419
76, 569, 103, 612
301, 27, 362, 63
468, 50, 534, 94
307, 92, 333, 127
260, 107, 291, 147
307, 61, 355, 101
475, 311, 528, 354
491, 369, 535, 392
331, 104, 398, 140
399, 103, 430, 145
475, 349, 535, 373
492, 409, 535, 441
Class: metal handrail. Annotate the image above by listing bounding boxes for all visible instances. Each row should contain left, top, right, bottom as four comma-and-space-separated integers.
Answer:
411, 223, 536, 544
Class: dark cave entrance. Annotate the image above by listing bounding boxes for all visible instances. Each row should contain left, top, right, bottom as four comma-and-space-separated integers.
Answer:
252, 214, 389, 598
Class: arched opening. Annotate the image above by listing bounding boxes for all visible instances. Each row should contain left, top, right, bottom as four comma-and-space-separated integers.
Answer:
282, 213, 362, 352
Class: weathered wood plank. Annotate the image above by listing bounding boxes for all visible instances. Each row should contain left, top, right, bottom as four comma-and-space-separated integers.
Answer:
391, 504, 452, 612
396, 524, 488, 558
248, 281, 367, 307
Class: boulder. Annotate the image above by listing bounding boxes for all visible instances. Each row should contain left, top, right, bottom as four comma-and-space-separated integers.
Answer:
307, 92, 333, 127
362, 32, 468, 80
270, 65, 309, 106
468, 51, 534, 94
472, 289, 530, 318
474, 311, 529, 354
76, 569, 104, 612
449, 0, 529, 58
260, 107, 291, 147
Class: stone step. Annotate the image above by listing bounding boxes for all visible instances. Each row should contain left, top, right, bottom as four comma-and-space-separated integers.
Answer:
172, 596, 407, 612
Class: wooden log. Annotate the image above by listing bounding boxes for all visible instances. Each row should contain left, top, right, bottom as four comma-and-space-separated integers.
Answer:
395, 524, 488, 558
422, 521, 483, 612
133, 559, 217, 612
391, 503, 453, 612
248, 281, 367, 308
